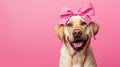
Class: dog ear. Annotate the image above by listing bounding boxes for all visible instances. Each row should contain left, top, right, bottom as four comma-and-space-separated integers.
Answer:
54, 24, 64, 41
86, 22, 100, 40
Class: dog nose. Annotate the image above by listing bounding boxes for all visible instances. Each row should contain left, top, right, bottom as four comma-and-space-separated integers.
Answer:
73, 29, 82, 38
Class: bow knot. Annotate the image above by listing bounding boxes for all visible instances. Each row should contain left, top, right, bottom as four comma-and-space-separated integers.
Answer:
59, 3, 95, 25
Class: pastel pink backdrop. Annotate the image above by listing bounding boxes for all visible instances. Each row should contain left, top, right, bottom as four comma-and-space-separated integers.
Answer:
0, 0, 120, 67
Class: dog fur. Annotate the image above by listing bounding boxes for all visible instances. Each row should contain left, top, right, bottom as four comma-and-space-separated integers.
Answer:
54, 16, 99, 67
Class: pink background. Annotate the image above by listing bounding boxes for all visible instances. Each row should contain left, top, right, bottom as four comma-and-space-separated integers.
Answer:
0, 0, 120, 67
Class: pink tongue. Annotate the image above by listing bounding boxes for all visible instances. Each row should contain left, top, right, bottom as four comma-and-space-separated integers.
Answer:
73, 42, 82, 48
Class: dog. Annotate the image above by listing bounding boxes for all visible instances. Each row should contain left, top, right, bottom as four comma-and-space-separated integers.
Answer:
54, 16, 99, 67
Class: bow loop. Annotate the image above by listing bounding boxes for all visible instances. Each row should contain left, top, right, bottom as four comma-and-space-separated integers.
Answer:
59, 6, 74, 19
78, 3, 95, 16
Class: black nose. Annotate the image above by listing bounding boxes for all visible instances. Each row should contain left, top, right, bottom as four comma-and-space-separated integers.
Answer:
73, 29, 82, 38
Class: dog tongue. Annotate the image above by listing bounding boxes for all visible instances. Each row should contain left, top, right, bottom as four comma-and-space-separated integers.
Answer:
73, 42, 82, 48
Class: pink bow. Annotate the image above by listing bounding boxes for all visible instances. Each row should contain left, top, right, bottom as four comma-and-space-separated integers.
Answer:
59, 3, 95, 25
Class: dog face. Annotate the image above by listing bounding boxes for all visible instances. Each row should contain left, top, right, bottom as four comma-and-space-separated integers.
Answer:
55, 16, 99, 51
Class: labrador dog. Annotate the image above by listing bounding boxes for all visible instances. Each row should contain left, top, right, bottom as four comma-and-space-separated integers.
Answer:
54, 16, 99, 67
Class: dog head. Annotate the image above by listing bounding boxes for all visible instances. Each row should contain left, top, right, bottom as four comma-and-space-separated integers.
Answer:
54, 16, 99, 51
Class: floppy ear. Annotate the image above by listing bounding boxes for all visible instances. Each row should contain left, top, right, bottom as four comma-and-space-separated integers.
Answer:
86, 22, 100, 39
54, 24, 64, 41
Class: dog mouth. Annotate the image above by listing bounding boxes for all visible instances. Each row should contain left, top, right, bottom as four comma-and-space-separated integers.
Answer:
69, 35, 89, 51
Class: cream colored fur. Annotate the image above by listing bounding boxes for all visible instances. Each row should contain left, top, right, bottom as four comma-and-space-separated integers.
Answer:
59, 45, 97, 67
55, 16, 99, 67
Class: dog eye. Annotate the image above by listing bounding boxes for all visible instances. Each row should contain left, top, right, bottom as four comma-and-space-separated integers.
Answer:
67, 23, 73, 27
81, 22, 87, 25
